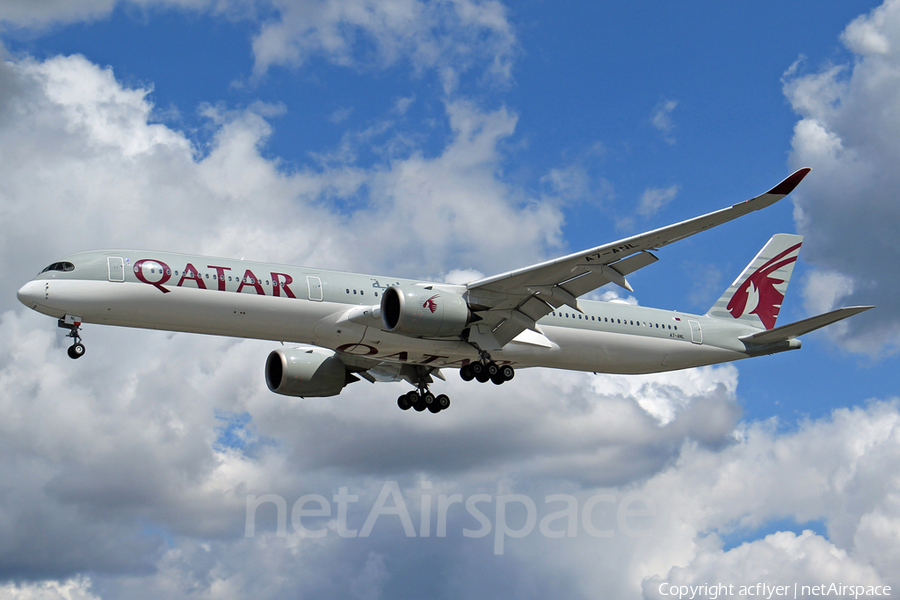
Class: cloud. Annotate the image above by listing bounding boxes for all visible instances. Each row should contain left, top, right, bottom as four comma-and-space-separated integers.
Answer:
651, 99, 678, 144
392, 94, 415, 115
0, 576, 100, 600
643, 400, 900, 596
0, 0, 221, 30
0, 1, 517, 91
783, 0, 900, 355
328, 106, 354, 123
637, 185, 679, 218
245, 0, 518, 87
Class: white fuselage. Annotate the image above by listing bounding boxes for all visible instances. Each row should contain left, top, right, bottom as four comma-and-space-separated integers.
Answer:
17, 249, 766, 376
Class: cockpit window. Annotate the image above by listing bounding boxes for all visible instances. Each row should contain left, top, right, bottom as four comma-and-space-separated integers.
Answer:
40, 262, 75, 273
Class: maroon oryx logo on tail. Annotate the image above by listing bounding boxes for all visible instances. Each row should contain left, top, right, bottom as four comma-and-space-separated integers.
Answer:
726, 243, 801, 329
423, 294, 440, 313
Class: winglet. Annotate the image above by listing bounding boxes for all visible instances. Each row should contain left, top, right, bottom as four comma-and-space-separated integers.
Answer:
766, 168, 811, 196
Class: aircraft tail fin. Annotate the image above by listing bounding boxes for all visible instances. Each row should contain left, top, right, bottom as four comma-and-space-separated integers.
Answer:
706, 233, 803, 330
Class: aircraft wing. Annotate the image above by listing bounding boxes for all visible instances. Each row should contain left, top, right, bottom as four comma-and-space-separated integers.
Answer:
464, 168, 811, 349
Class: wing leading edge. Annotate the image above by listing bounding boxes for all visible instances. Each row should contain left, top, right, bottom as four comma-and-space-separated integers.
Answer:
465, 168, 812, 350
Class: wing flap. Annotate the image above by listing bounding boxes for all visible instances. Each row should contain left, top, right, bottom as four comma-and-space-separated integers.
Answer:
740, 306, 874, 345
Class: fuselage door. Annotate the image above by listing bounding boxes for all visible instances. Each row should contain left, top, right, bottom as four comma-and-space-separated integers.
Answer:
108, 256, 125, 282
307, 276, 323, 301
689, 320, 702, 344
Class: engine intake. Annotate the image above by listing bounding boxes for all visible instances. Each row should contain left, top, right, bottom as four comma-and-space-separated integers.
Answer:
265, 348, 354, 397
381, 285, 470, 338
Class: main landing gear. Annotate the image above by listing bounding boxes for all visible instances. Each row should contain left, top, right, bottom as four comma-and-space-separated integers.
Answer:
393, 355, 513, 414
459, 359, 514, 385
58, 317, 85, 359
397, 387, 451, 414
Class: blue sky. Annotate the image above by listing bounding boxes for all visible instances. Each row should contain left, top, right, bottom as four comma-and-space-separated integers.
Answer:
2, 1, 900, 598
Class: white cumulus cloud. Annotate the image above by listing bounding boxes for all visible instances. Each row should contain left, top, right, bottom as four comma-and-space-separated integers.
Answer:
784, 0, 900, 355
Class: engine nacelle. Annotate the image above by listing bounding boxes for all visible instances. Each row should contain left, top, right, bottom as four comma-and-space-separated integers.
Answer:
380, 285, 470, 338
265, 348, 352, 397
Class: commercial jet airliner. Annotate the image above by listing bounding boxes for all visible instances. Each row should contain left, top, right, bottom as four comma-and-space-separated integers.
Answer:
17, 168, 872, 414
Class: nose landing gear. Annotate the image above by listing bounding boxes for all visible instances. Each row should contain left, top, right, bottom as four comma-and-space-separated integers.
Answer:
58, 316, 85, 359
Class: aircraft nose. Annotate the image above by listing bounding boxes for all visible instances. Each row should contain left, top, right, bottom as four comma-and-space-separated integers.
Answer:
17, 280, 43, 308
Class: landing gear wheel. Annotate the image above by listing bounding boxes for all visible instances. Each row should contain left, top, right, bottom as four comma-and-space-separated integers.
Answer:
398, 395, 412, 410
67, 343, 85, 360
413, 397, 427, 412
486, 362, 499, 378
59, 317, 85, 359
436, 394, 450, 410
427, 402, 442, 413
500, 365, 515, 381
470, 362, 485, 377
460, 364, 474, 381
491, 372, 505, 385
475, 370, 491, 383
423, 392, 436, 406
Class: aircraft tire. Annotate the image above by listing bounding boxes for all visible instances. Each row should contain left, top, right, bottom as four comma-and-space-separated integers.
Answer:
398, 395, 411, 410
436, 394, 450, 410
490, 372, 505, 385
486, 362, 499, 377
500, 365, 515, 381
475, 370, 490, 383
427, 403, 441, 413
413, 399, 427, 412
460, 364, 474, 381
67, 343, 85, 359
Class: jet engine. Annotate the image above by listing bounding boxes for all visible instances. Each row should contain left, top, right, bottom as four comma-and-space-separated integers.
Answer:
265, 347, 355, 397
380, 285, 471, 338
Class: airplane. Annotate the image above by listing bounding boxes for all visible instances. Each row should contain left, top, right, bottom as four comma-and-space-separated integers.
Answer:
17, 168, 873, 414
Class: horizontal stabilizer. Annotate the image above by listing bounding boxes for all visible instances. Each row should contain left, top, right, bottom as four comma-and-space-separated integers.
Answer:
740, 306, 874, 345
